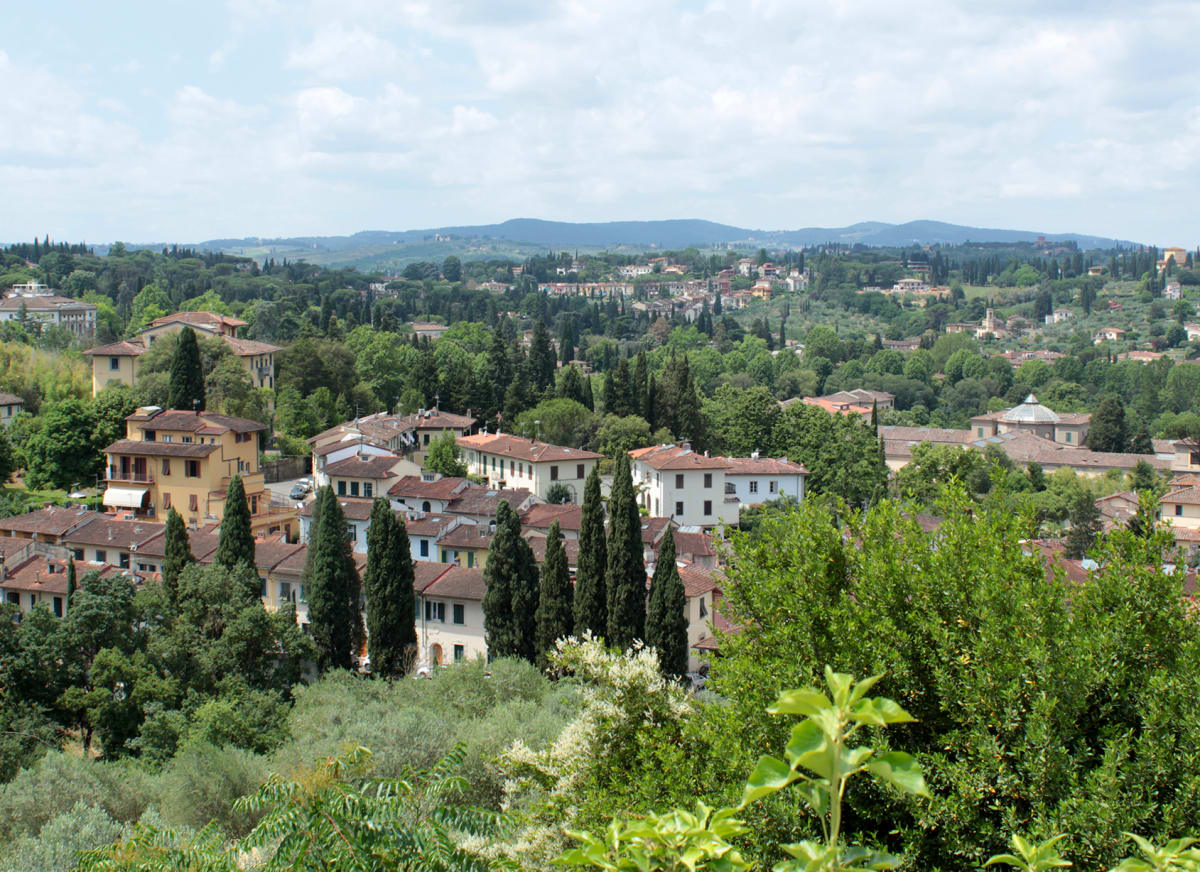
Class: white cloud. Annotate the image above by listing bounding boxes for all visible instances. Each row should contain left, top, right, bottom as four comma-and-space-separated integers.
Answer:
286, 23, 399, 79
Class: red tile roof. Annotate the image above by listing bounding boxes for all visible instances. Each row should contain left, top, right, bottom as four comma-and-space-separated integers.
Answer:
520, 503, 583, 531
225, 337, 282, 356
84, 340, 148, 357
388, 475, 473, 500
323, 453, 405, 480
678, 563, 723, 597
103, 438, 219, 458
422, 565, 487, 600
457, 432, 601, 463
722, 456, 808, 475
629, 445, 732, 470
0, 506, 101, 538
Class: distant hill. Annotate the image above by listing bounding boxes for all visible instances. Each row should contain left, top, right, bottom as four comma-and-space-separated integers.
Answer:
192, 218, 1140, 269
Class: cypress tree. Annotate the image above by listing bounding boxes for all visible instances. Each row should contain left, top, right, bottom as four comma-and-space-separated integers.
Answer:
645, 527, 689, 679
363, 499, 417, 677
482, 500, 539, 662
168, 326, 206, 411
573, 467, 608, 637
605, 453, 646, 649
162, 507, 194, 607
304, 486, 361, 671
534, 521, 574, 669
66, 558, 77, 609
1130, 421, 1153, 455
214, 475, 257, 596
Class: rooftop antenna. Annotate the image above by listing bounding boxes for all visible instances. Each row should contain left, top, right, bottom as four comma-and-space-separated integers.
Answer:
192, 398, 199, 415
434, 392, 440, 412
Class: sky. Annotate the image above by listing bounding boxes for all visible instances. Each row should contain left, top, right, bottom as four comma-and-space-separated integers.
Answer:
2, 0, 1199, 245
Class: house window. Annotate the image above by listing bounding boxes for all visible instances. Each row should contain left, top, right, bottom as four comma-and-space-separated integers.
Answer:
441, 549, 448, 563
163, 492, 171, 509
422, 501, 431, 512
53, 596, 63, 617
1192, 452, 1200, 466
699, 596, 708, 618
749, 480, 758, 494
119, 553, 130, 569
769, 480, 778, 494
420, 539, 429, 557
364, 483, 373, 498
675, 474, 684, 489
425, 601, 446, 622
71, 548, 83, 560
349, 481, 359, 497
109, 356, 120, 370
703, 500, 712, 516
977, 428, 984, 437
182, 436, 192, 443
577, 464, 584, 479
1066, 432, 1073, 443
704, 473, 712, 488
510, 460, 515, 476
95, 549, 106, 563
550, 465, 559, 481
251, 496, 258, 514
423, 433, 430, 445
189, 493, 198, 511
161, 459, 170, 475
725, 482, 735, 495
185, 460, 200, 477
1176, 504, 1184, 517
675, 501, 684, 516
453, 603, 465, 625
453, 644, 465, 661
466, 551, 474, 568
337, 481, 347, 496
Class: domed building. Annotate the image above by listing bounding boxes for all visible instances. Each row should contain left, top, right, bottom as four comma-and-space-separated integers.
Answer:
970, 394, 1091, 446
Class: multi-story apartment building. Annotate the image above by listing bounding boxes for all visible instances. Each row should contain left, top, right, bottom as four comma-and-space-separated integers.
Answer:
723, 454, 808, 504
456, 432, 601, 502
83, 311, 281, 397
100, 406, 295, 537
0, 282, 97, 338
629, 444, 738, 528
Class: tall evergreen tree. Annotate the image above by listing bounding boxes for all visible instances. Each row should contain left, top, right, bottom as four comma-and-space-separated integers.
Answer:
527, 320, 557, 393
574, 467, 608, 637
645, 527, 688, 679
606, 358, 634, 417
304, 486, 362, 671
673, 357, 705, 449
214, 475, 257, 596
534, 521, 574, 669
1087, 395, 1128, 453
1065, 490, 1102, 560
363, 499, 417, 677
605, 453, 646, 649
482, 500, 539, 662
168, 326, 206, 411
632, 352, 649, 418
1130, 421, 1153, 455
66, 558, 77, 608
558, 365, 587, 407
162, 507, 195, 607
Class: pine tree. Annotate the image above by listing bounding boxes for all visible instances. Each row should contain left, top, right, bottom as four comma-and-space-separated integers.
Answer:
304, 486, 362, 671
482, 500, 538, 661
214, 475, 257, 596
673, 357, 705, 449
632, 352, 649, 419
528, 320, 556, 393
534, 521, 574, 669
162, 507, 195, 607
605, 453, 646, 649
606, 358, 634, 417
168, 326, 206, 411
363, 499, 416, 677
645, 527, 688, 679
1087, 396, 1128, 453
574, 467, 608, 638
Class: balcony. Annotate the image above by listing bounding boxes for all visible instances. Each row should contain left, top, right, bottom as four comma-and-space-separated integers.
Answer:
107, 466, 153, 484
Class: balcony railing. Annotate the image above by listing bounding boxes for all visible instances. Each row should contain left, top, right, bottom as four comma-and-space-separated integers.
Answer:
107, 467, 153, 483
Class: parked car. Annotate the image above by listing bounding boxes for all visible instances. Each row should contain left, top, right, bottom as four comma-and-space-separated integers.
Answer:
289, 483, 309, 500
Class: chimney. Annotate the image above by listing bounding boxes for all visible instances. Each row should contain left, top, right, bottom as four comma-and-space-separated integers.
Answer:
751, 450, 759, 460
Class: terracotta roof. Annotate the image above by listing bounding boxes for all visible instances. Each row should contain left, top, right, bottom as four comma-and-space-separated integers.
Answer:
0, 295, 93, 311
414, 562, 453, 592
323, 453, 405, 480
0, 556, 118, 596
225, 337, 282, 356
314, 437, 390, 457
0, 392, 21, 406
84, 340, 147, 357
388, 475, 473, 500
722, 456, 808, 476
640, 516, 672, 545
1163, 486, 1200, 506
525, 533, 579, 566
404, 514, 461, 537
629, 445, 732, 471
0, 536, 31, 558
673, 532, 716, 559
252, 540, 307, 571
103, 438, 219, 458
66, 516, 164, 549
446, 488, 533, 518
0, 506, 100, 537
520, 503, 583, 531
422, 565, 487, 600
821, 389, 894, 405
299, 497, 377, 522
149, 311, 247, 330
126, 409, 267, 434
678, 563, 723, 597
457, 432, 601, 463
407, 410, 476, 430
802, 397, 871, 416
436, 524, 493, 549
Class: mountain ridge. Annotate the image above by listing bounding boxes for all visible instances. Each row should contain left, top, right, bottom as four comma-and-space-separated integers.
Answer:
194, 217, 1141, 256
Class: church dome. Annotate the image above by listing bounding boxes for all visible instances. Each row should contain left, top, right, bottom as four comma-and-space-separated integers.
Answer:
1000, 394, 1060, 424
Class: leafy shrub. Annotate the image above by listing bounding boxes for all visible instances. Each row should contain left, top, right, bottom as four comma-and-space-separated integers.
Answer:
158, 743, 266, 836
1, 800, 123, 872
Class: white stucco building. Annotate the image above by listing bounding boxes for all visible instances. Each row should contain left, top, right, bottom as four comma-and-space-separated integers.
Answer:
629, 445, 738, 528
457, 432, 601, 502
